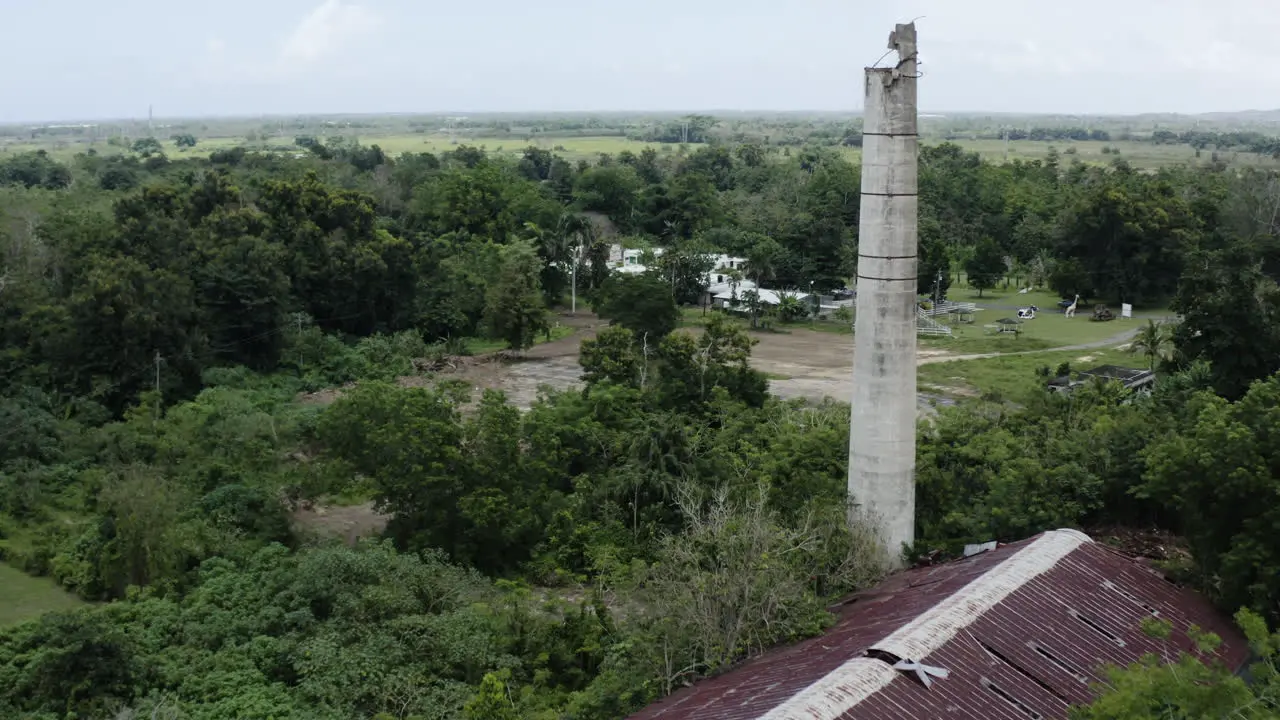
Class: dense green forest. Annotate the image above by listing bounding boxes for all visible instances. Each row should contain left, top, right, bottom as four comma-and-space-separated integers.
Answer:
3, 130, 1280, 719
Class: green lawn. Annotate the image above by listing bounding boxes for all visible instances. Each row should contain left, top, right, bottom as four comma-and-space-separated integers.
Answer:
920, 312, 1153, 354
919, 348, 1131, 401
0, 562, 84, 627
918, 285, 1172, 353
684, 293, 1166, 356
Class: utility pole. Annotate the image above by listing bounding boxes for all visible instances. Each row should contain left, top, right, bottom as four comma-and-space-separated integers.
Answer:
153, 350, 162, 421
848, 22, 920, 566
570, 247, 579, 315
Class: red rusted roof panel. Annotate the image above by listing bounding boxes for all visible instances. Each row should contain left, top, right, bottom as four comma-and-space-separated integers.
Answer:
629, 536, 1248, 720
629, 538, 1033, 719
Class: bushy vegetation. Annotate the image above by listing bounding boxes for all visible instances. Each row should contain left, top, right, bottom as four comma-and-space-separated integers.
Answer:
1, 127, 1280, 717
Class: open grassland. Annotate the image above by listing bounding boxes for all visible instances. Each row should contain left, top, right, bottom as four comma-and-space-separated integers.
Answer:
7, 132, 1280, 170
920, 288, 1173, 354
913, 138, 1280, 169
918, 347, 1130, 401
679, 283, 1166, 402
0, 562, 84, 627
686, 285, 1170, 354
0, 134, 678, 164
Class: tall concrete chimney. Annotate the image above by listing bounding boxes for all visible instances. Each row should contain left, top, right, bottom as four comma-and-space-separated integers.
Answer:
849, 22, 919, 564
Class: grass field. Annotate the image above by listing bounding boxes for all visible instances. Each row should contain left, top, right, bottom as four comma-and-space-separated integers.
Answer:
679, 284, 1163, 402
917, 138, 1280, 169
7, 131, 1279, 171
921, 292, 1172, 354
919, 347, 1130, 400
0, 562, 84, 627
686, 286, 1169, 355
0, 133, 678, 164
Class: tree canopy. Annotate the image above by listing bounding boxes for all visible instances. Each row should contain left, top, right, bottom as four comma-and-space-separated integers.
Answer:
1, 128, 1279, 718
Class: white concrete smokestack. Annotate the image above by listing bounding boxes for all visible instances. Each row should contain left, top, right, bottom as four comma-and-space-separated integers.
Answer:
849, 22, 919, 565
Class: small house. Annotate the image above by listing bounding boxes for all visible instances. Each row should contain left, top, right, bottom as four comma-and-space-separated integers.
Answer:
1048, 365, 1157, 395
713, 288, 813, 312
703, 278, 758, 307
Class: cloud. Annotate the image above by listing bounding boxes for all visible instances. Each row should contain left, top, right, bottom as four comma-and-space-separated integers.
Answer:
194, 0, 380, 86
278, 0, 381, 69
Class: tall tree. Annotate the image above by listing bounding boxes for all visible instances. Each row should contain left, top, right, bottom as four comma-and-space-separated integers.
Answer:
1128, 320, 1174, 370
1142, 375, 1280, 618
1057, 171, 1200, 304
1173, 245, 1280, 399
744, 236, 786, 287
580, 325, 644, 388
594, 272, 680, 341
964, 237, 1005, 297
485, 239, 548, 352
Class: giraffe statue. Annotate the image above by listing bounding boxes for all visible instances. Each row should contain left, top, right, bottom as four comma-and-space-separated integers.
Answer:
1064, 294, 1080, 319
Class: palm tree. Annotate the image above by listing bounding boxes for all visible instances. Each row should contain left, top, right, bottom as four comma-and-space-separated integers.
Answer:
744, 238, 782, 287
726, 268, 744, 302
1128, 319, 1174, 369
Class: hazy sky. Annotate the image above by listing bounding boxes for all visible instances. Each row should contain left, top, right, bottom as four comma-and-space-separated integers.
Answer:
4, 0, 1278, 122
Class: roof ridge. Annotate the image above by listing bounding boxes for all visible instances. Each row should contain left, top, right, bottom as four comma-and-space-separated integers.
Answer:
758, 528, 1093, 720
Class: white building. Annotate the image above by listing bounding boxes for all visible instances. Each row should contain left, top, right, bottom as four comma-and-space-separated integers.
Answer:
620, 248, 664, 268
611, 249, 751, 289
704, 277, 757, 301
712, 287, 812, 310
710, 254, 747, 272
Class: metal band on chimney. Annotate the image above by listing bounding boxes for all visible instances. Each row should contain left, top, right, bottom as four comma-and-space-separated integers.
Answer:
856, 275, 917, 282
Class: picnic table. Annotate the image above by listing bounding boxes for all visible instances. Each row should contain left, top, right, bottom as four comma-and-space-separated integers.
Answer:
984, 319, 1023, 336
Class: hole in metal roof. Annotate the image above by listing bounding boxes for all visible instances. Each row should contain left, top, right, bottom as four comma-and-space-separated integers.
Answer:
864, 648, 903, 665
1069, 608, 1126, 647
977, 639, 1071, 705
1101, 580, 1160, 617
1028, 641, 1090, 686
981, 677, 1043, 719
868, 649, 950, 689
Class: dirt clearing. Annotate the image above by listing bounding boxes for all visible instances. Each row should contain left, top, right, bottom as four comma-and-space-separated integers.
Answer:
292, 501, 391, 544
445, 320, 955, 411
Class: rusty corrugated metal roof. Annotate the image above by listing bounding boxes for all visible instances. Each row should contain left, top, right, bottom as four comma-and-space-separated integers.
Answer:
628, 529, 1248, 720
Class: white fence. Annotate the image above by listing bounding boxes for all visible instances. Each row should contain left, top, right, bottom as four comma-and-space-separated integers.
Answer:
916, 306, 953, 336
920, 300, 977, 317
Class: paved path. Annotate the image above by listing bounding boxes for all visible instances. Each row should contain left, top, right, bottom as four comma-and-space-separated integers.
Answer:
917, 325, 1145, 366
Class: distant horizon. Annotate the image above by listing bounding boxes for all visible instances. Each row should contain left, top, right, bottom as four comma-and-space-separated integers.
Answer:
7, 107, 1280, 127
7, 1, 1280, 124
